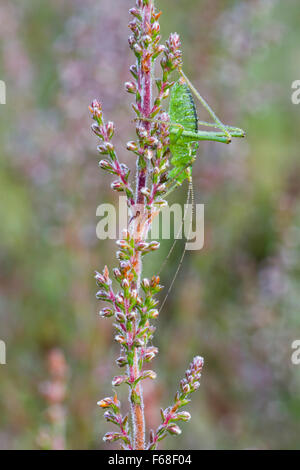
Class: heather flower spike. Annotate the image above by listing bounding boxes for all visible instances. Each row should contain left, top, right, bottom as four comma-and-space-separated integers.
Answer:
90, 0, 204, 450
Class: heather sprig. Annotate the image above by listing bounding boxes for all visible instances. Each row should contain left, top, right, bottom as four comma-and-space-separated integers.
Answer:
148, 356, 204, 450
91, 0, 203, 450
37, 349, 68, 450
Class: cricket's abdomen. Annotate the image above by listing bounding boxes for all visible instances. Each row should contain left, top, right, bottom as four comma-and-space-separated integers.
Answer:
168, 80, 199, 184
169, 81, 198, 132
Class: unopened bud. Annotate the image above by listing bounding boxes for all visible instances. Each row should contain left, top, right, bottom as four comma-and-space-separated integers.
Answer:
115, 294, 124, 305
167, 424, 182, 436
103, 432, 120, 442
127, 141, 138, 152
96, 290, 109, 300
125, 81, 137, 94
140, 187, 151, 197
133, 43, 142, 56
142, 278, 150, 290
106, 121, 115, 139
112, 375, 128, 387
149, 309, 159, 319
99, 308, 114, 318
113, 268, 122, 280
99, 159, 114, 171
129, 8, 141, 19
116, 356, 127, 367
115, 312, 126, 323
142, 370, 157, 380
152, 22, 160, 34
111, 180, 123, 191
136, 241, 149, 251
130, 64, 138, 78
142, 34, 152, 47
145, 149, 153, 160
148, 241, 160, 251
114, 334, 126, 345
97, 397, 113, 408
91, 122, 103, 137
116, 239, 129, 249
121, 278, 130, 289
176, 411, 191, 422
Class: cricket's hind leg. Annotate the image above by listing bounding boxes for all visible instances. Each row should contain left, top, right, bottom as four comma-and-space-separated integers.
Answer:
179, 68, 232, 143
198, 120, 245, 138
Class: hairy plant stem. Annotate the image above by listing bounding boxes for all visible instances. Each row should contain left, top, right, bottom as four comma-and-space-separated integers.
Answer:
129, 1, 154, 450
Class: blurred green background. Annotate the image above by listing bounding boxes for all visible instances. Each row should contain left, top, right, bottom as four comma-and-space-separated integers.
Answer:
1, 0, 300, 449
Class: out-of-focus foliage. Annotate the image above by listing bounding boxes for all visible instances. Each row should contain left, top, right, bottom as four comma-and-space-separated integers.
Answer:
0, 0, 300, 449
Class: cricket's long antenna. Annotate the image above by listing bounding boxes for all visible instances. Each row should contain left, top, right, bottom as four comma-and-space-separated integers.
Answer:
159, 181, 191, 276
179, 68, 231, 142
159, 178, 194, 314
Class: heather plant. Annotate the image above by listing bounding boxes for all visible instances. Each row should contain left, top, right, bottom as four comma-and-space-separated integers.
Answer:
89, 0, 208, 451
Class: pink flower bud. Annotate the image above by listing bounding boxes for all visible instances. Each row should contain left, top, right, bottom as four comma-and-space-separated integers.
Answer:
116, 356, 127, 367
148, 136, 159, 147
137, 126, 148, 139
143, 347, 158, 361
148, 241, 160, 251
116, 239, 129, 249
149, 309, 159, 319
142, 370, 157, 380
140, 187, 150, 197
133, 43, 142, 56
96, 290, 109, 300
130, 64, 138, 78
95, 271, 106, 285
113, 268, 121, 280
121, 278, 130, 289
103, 432, 120, 442
127, 310, 137, 321
115, 294, 124, 305
176, 411, 191, 422
167, 424, 182, 436
115, 312, 126, 323
128, 35, 135, 49
156, 44, 166, 55
134, 337, 144, 348
97, 144, 108, 154
129, 8, 141, 19
142, 35, 152, 47
181, 383, 190, 394
144, 149, 153, 160
156, 184, 166, 195
111, 180, 123, 191
99, 308, 114, 318
125, 81, 137, 94
130, 289, 138, 299
127, 141, 138, 152
106, 121, 115, 139
112, 375, 128, 387
99, 160, 114, 171
142, 278, 150, 289
91, 122, 103, 137
152, 22, 160, 34
114, 334, 126, 345
97, 397, 114, 408
89, 99, 102, 119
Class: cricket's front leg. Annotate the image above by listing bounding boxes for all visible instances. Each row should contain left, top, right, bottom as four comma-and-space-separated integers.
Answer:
170, 123, 185, 144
